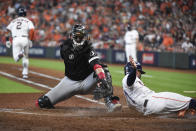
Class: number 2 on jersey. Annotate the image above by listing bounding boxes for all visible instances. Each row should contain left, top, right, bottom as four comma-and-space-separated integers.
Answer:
16, 22, 22, 29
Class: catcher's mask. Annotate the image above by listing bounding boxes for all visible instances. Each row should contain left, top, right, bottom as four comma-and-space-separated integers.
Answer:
71, 24, 87, 49
124, 62, 145, 75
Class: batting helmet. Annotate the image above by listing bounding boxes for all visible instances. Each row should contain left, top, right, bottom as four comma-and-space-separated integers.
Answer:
124, 62, 145, 75
127, 24, 131, 31
17, 7, 26, 17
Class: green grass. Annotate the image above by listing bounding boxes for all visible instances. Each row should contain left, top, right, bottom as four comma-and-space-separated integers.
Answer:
0, 56, 64, 71
108, 65, 124, 86
0, 76, 41, 93
0, 56, 196, 97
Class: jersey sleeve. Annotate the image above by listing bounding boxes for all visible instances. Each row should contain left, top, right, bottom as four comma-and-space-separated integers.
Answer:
60, 42, 68, 60
60, 39, 72, 60
124, 32, 129, 42
88, 48, 100, 67
28, 20, 35, 29
6, 22, 12, 31
60, 44, 64, 59
135, 31, 139, 39
126, 68, 136, 86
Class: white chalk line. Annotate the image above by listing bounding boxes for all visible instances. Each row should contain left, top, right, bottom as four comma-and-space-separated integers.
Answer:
0, 108, 93, 117
0, 71, 52, 89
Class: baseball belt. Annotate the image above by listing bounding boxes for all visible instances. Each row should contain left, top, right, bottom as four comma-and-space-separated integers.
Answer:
143, 99, 148, 108
13, 35, 28, 38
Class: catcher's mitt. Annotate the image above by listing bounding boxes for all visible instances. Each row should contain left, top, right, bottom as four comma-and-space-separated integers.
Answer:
93, 64, 113, 100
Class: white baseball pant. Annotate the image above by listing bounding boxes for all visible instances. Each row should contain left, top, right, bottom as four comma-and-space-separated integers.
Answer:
12, 37, 29, 76
45, 73, 97, 105
125, 44, 137, 62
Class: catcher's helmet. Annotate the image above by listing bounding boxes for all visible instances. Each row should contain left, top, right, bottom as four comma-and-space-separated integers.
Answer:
124, 62, 145, 75
17, 7, 26, 17
71, 24, 87, 49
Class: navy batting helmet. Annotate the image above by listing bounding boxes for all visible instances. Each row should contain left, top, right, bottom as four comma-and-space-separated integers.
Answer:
17, 7, 26, 17
124, 62, 145, 75
127, 24, 131, 31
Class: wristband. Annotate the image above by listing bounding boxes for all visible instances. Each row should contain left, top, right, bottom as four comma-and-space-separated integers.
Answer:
94, 64, 106, 79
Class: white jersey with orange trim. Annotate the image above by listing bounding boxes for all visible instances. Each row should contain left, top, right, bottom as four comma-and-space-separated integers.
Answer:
6, 16, 35, 78
122, 74, 191, 115
7, 17, 34, 37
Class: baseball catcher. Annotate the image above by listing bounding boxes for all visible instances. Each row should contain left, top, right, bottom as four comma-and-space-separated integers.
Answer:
36, 24, 122, 112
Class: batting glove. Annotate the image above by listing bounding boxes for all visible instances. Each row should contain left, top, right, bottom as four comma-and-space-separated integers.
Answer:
29, 40, 33, 48
6, 41, 11, 48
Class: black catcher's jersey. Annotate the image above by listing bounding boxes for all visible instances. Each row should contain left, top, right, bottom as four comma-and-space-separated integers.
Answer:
60, 39, 100, 81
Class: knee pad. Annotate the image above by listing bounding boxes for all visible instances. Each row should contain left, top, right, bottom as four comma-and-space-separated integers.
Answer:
37, 95, 54, 109
189, 99, 196, 110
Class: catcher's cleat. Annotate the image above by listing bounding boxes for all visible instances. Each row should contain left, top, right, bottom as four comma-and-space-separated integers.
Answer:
36, 95, 54, 109
178, 110, 187, 117
105, 96, 122, 112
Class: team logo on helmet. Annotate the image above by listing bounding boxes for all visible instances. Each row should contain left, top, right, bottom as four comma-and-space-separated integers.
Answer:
17, 7, 27, 17
69, 54, 74, 60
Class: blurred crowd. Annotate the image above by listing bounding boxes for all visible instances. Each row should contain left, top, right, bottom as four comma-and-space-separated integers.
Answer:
0, 0, 195, 54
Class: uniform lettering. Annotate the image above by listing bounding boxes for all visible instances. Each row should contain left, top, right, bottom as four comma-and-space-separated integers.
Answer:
16, 22, 22, 29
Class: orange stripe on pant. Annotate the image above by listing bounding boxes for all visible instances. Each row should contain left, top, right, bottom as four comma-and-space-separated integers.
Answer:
152, 96, 190, 103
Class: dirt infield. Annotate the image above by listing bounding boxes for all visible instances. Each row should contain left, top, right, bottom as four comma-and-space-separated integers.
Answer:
0, 63, 196, 131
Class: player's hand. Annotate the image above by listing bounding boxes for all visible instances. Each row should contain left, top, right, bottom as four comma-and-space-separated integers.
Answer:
6, 41, 11, 48
29, 40, 33, 48
129, 56, 137, 69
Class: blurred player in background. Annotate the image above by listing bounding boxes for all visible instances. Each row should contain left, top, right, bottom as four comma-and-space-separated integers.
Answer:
124, 24, 139, 62
122, 56, 196, 117
181, 37, 194, 53
36, 24, 122, 112
5, 7, 35, 79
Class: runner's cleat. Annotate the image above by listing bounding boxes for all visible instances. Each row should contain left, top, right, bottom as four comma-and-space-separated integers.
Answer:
23, 75, 28, 79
